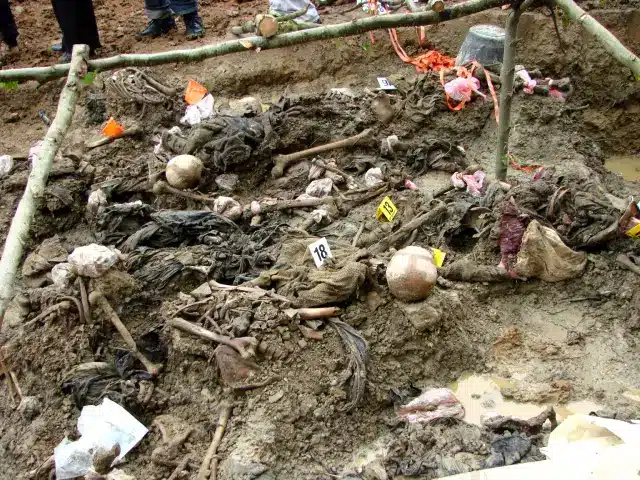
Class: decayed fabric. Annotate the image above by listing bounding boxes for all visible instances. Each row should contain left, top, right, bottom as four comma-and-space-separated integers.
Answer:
162, 102, 298, 173
252, 238, 368, 307
514, 220, 587, 282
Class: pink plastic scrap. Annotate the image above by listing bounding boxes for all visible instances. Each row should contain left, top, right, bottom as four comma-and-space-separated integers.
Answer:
398, 388, 465, 423
516, 67, 537, 94
444, 76, 486, 104
451, 170, 486, 197
404, 178, 418, 191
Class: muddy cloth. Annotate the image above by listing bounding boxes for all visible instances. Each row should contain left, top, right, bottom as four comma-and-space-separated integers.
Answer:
164, 103, 295, 173
252, 238, 367, 307
406, 139, 468, 174
117, 210, 238, 252
0, 0, 18, 47
126, 248, 184, 288
329, 319, 368, 411
484, 433, 532, 468
397, 74, 442, 125
252, 237, 368, 307
514, 220, 587, 281
52, 0, 101, 55
62, 332, 166, 410
386, 422, 546, 479
487, 174, 620, 249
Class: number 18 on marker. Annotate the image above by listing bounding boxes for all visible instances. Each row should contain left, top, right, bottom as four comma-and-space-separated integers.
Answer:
309, 237, 333, 268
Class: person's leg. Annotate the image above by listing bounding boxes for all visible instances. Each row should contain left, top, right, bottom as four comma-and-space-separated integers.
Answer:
137, 0, 176, 38
51, 0, 101, 57
170, 0, 204, 39
0, 0, 19, 48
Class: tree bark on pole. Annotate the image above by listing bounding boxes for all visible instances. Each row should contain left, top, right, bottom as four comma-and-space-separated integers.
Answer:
0, 45, 89, 328
494, 5, 523, 181
0, 0, 508, 83
553, 0, 640, 79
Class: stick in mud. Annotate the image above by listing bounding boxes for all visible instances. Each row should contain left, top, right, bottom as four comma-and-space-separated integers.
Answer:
368, 203, 448, 254
86, 124, 142, 150
283, 306, 342, 319
0, 44, 89, 328
153, 180, 217, 203
168, 317, 259, 358
89, 291, 163, 376
271, 129, 374, 178
197, 399, 232, 480
494, 1, 526, 181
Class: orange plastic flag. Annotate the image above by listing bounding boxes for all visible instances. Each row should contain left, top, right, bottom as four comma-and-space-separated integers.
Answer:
101, 117, 125, 138
184, 79, 207, 105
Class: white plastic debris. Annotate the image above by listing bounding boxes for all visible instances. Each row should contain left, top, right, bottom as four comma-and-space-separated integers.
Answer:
305, 178, 333, 198
181, 94, 215, 126
54, 398, 148, 480
0, 155, 14, 178
229, 96, 262, 116
51, 263, 76, 288
269, 0, 319, 23
213, 196, 243, 221
515, 65, 537, 94
215, 173, 239, 192
106, 469, 137, 480
364, 167, 385, 187
398, 388, 464, 423
309, 208, 331, 225
68, 244, 119, 278
87, 189, 108, 216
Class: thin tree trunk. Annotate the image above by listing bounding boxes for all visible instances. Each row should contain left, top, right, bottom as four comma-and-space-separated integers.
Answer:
0, 45, 89, 328
554, 0, 640, 79
494, 6, 523, 181
0, 0, 507, 83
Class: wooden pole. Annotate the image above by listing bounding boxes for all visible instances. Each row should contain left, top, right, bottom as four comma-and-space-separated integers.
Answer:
0, 0, 508, 83
494, 4, 523, 181
554, 0, 640, 79
0, 44, 89, 328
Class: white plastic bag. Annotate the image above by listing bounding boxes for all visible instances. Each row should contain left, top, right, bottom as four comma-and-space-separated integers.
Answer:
213, 196, 243, 221
269, 0, 319, 23
87, 189, 108, 216
305, 178, 333, 198
51, 263, 76, 288
365, 167, 385, 187
54, 398, 148, 479
68, 244, 119, 278
180, 94, 215, 126
0, 155, 13, 178
515, 65, 537, 94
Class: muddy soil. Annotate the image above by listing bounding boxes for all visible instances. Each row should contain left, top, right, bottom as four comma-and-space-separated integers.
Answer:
1, 1, 640, 480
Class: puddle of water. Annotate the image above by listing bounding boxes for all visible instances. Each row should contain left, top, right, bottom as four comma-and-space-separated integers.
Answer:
451, 374, 603, 426
605, 155, 640, 181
